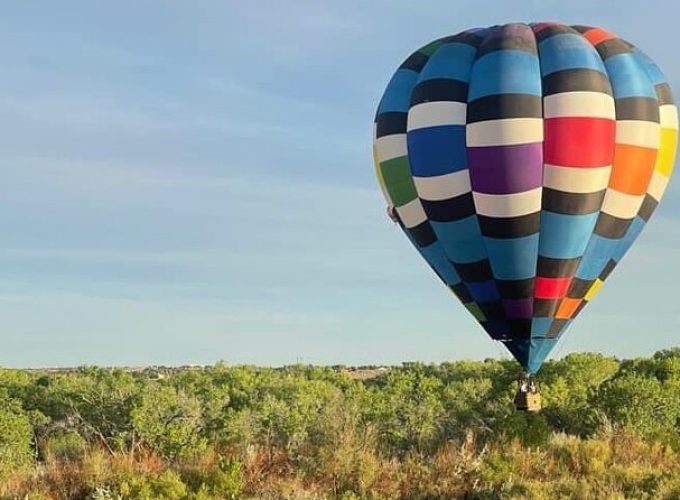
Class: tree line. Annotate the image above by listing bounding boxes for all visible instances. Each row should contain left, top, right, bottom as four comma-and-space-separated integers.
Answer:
0, 350, 679, 498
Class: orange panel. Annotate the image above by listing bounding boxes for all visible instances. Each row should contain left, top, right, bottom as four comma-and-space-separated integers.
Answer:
610, 144, 658, 195
556, 298, 581, 319
583, 28, 617, 46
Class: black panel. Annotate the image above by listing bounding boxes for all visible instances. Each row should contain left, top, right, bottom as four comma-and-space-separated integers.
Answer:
615, 97, 660, 122
534, 24, 574, 43
547, 319, 571, 338
507, 319, 532, 339
410, 78, 469, 105
496, 278, 535, 299
594, 39, 633, 60
467, 94, 543, 122
438, 31, 484, 48
478, 213, 541, 239
594, 213, 633, 239
542, 68, 612, 96
570, 25, 593, 34
450, 283, 473, 303
408, 221, 437, 247
477, 35, 537, 57
542, 188, 605, 215
399, 52, 429, 72
568, 278, 594, 299
477, 300, 505, 321
454, 260, 493, 282
375, 112, 407, 138
600, 258, 617, 280
421, 193, 476, 222
655, 83, 675, 106
638, 194, 658, 222
537, 256, 581, 278
572, 301, 588, 317
533, 299, 560, 317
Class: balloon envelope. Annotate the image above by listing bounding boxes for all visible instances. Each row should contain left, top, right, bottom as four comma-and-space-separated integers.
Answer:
373, 23, 678, 373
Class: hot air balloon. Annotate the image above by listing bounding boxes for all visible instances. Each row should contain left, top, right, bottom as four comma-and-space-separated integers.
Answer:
372, 22, 678, 410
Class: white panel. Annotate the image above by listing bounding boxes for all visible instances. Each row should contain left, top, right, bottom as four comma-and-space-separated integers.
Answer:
413, 170, 471, 201
374, 134, 407, 163
543, 91, 615, 119
472, 188, 542, 217
407, 101, 467, 131
616, 120, 660, 148
647, 171, 670, 201
395, 198, 428, 228
660, 104, 679, 130
466, 118, 543, 147
543, 164, 611, 193
601, 190, 644, 219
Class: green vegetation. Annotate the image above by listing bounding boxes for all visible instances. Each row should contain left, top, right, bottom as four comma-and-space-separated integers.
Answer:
1, 350, 680, 499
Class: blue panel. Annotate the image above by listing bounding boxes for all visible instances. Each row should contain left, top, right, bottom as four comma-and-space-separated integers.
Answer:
418, 43, 477, 82
505, 339, 530, 369
468, 50, 542, 100
431, 216, 487, 263
377, 69, 420, 113
612, 216, 645, 263
633, 49, 666, 85
467, 280, 500, 302
575, 235, 618, 280
407, 125, 467, 176
531, 317, 553, 336
485, 234, 540, 280
604, 53, 656, 99
538, 211, 599, 259
418, 240, 461, 286
538, 34, 607, 76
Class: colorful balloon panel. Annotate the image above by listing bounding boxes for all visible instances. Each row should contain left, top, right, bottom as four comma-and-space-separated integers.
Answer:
373, 23, 678, 373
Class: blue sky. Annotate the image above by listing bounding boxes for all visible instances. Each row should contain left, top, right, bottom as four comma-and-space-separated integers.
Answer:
0, 1, 678, 367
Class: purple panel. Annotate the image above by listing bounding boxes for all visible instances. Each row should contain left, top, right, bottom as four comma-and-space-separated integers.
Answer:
503, 298, 534, 319
468, 143, 543, 194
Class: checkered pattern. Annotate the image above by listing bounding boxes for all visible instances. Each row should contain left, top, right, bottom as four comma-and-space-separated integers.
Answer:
373, 23, 677, 373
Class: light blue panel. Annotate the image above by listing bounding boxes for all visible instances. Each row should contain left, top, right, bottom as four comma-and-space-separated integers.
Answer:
527, 338, 560, 373
538, 33, 607, 76
604, 53, 657, 99
431, 216, 487, 264
418, 240, 461, 286
418, 43, 477, 82
467, 280, 500, 302
468, 50, 542, 100
377, 69, 420, 113
575, 235, 618, 280
612, 216, 646, 263
485, 234, 540, 280
531, 317, 553, 336
538, 211, 599, 259
407, 125, 467, 176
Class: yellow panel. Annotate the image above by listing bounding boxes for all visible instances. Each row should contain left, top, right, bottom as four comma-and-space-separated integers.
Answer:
373, 146, 391, 203
655, 128, 678, 177
584, 279, 604, 301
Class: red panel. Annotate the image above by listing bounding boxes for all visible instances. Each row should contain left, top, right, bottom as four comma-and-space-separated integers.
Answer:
534, 277, 573, 300
583, 28, 617, 46
544, 117, 616, 168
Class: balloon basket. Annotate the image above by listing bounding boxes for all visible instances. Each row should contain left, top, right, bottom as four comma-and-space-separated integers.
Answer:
514, 375, 542, 412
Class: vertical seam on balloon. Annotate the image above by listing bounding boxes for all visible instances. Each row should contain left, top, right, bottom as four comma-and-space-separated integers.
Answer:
464, 26, 512, 341
529, 22, 545, 353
